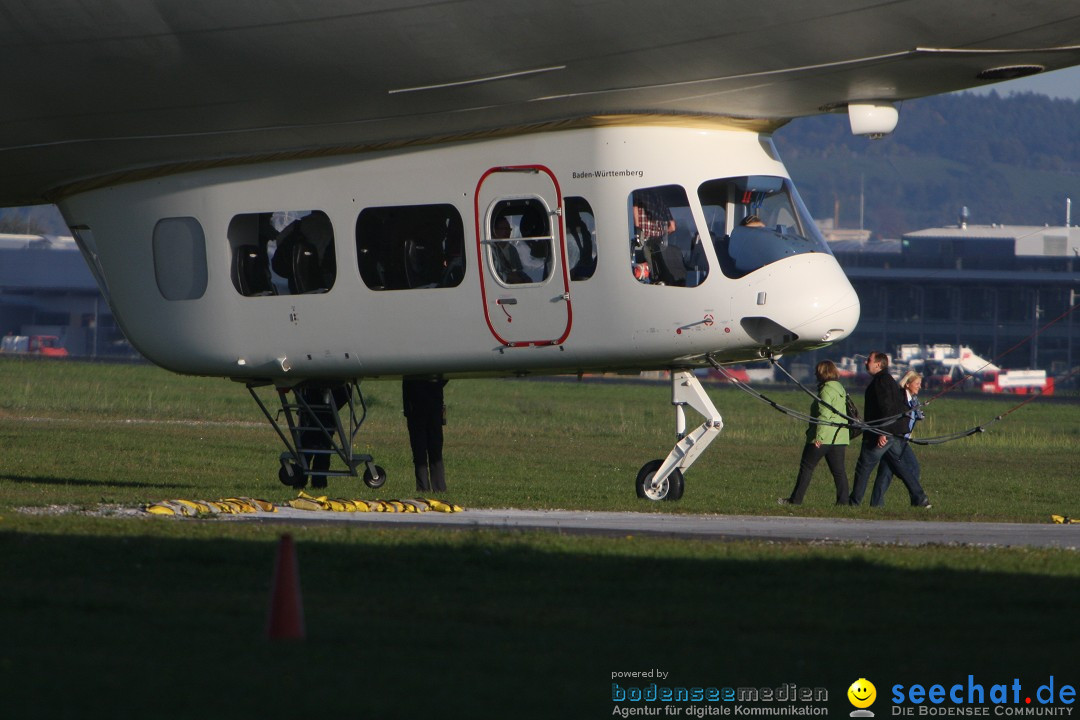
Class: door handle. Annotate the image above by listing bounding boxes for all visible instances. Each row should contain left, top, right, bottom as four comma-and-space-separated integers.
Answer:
495, 297, 516, 322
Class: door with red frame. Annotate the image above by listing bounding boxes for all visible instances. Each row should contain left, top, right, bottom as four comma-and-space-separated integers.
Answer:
474, 165, 572, 347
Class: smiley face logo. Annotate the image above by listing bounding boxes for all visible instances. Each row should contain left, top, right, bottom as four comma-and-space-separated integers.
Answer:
847, 678, 877, 709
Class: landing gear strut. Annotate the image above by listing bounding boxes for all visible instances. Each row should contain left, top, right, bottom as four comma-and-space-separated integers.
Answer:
247, 380, 386, 489
636, 370, 724, 501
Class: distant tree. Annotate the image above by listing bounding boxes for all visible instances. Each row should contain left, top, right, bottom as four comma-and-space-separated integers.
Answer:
0, 205, 68, 235
775, 92, 1080, 235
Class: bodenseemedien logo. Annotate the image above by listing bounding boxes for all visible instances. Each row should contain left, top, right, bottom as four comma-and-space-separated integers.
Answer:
610, 674, 830, 716
849, 678, 877, 717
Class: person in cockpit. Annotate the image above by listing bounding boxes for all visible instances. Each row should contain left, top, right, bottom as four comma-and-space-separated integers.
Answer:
633, 189, 676, 241
632, 190, 683, 285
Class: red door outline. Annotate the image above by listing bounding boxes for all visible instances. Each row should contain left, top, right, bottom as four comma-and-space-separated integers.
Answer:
474, 165, 573, 347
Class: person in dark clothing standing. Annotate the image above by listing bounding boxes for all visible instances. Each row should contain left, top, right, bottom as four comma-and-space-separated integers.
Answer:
849, 352, 931, 508
402, 376, 448, 492
295, 384, 349, 489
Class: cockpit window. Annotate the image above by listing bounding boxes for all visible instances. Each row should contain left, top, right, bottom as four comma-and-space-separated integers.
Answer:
698, 176, 831, 279
627, 185, 709, 287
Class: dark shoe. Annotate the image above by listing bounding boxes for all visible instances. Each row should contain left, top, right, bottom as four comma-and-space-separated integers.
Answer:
311, 475, 327, 490
777, 497, 798, 506
914, 498, 932, 508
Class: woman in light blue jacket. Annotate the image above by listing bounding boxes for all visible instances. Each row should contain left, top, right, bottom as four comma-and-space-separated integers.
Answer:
779, 360, 851, 505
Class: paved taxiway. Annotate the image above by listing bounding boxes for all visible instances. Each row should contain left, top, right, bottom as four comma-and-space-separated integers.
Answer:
232, 508, 1078, 549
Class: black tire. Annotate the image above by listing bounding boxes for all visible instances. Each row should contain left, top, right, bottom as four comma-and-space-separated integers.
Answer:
635, 460, 685, 501
363, 464, 387, 489
666, 469, 685, 501
635, 459, 662, 499
278, 461, 307, 488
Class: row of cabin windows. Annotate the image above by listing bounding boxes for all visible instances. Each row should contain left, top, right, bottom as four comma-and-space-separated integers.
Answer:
150, 179, 795, 301
225, 199, 598, 299
152, 199, 598, 301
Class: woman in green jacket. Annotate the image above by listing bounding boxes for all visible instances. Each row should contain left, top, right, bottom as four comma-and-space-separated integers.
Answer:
779, 360, 851, 505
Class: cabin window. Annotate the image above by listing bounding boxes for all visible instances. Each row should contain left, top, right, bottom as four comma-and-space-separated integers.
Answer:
565, 196, 597, 281
356, 204, 465, 290
627, 185, 708, 287
153, 217, 208, 301
228, 210, 336, 297
486, 198, 553, 285
698, 176, 831, 279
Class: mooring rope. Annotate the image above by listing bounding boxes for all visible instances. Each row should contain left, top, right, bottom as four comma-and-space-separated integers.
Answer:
766, 358, 992, 444
703, 354, 1036, 446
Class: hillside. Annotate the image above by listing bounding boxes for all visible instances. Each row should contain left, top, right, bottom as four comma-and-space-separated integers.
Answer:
773, 92, 1080, 237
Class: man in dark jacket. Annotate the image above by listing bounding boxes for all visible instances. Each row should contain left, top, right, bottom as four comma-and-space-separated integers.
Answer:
849, 352, 931, 507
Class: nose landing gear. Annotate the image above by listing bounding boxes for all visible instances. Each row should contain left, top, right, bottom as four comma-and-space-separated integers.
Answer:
636, 369, 724, 501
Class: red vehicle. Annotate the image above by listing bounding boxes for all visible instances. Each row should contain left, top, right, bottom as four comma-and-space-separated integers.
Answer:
0, 335, 69, 357
981, 369, 1054, 396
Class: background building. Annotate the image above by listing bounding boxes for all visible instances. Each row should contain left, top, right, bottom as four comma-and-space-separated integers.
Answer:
823, 217, 1080, 384
0, 233, 131, 358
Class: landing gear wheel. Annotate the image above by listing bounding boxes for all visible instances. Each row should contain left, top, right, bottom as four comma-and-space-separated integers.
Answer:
363, 465, 387, 489
278, 461, 307, 488
635, 459, 685, 502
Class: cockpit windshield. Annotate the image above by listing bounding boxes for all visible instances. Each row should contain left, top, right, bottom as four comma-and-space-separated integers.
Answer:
698, 176, 831, 279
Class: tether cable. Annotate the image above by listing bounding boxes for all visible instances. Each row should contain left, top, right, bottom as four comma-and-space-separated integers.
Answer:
704, 354, 1031, 446
766, 358, 987, 445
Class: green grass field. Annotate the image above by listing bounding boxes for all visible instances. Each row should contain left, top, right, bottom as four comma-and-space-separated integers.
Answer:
1, 358, 1077, 718
2, 357, 1077, 519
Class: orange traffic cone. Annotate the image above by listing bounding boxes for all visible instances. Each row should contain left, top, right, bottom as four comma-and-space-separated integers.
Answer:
266, 533, 306, 640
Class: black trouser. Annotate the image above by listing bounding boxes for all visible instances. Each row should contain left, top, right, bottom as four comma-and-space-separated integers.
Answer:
300, 416, 335, 489
406, 413, 445, 492
787, 443, 849, 505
